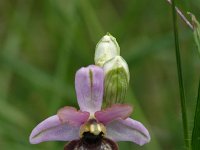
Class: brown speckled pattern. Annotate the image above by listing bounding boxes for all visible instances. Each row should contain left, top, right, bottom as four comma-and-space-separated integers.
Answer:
64, 138, 118, 150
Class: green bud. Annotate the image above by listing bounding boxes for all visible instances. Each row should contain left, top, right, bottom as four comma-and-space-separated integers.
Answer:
94, 33, 120, 67
188, 13, 200, 56
103, 56, 130, 107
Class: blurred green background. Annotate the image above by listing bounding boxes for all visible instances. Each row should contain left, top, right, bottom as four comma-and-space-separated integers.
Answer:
0, 0, 200, 150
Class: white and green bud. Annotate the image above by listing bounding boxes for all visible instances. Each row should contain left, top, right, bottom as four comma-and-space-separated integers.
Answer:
103, 56, 130, 106
94, 33, 120, 67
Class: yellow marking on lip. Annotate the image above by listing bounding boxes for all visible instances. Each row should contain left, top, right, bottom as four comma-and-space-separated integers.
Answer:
79, 119, 106, 137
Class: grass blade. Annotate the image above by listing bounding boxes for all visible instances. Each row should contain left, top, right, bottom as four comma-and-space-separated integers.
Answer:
166, 0, 193, 30
191, 81, 200, 150
171, 0, 190, 149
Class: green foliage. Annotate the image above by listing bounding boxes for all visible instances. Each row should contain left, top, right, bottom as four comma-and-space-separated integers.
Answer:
191, 81, 200, 150
0, 0, 199, 150
171, 0, 190, 149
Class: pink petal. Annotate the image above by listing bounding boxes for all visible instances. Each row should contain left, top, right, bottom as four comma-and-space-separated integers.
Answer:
95, 104, 133, 124
29, 115, 80, 144
57, 106, 90, 125
75, 65, 104, 114
106, 118, 151, 146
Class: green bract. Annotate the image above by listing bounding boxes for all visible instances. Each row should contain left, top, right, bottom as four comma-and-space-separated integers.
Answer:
103, 56, 129, 106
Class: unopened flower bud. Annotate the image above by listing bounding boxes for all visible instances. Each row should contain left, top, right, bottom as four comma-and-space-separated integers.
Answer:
94, 33, 120, 67
103, 56, 130, 106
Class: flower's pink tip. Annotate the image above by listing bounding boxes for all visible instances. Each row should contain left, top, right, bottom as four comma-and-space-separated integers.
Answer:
95, 104, 133, 124
29, 115, 80, 144
57, 106, 90, 125
106, 118, 151, 146
75, 65, 104, 114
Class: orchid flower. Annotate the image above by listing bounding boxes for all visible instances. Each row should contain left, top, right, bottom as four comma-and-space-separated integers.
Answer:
29, 65, 150, 150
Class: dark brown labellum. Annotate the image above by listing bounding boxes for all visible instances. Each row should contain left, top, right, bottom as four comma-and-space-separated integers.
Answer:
64, 136, 118, 150
82, 132, 103, 146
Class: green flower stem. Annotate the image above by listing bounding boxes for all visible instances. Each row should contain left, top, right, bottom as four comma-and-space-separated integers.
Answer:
171, 0, 190, 149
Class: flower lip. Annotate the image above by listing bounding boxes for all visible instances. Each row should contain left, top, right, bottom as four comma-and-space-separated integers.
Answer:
64, 137, 119, 150
82, 131, 104, 145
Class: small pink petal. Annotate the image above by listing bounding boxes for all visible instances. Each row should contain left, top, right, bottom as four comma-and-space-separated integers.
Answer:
95, 104, 133, 124
57, 106, 90, 125
75, 65, 104, 114
29, 115, 80, 144
106, 118, 150, 146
